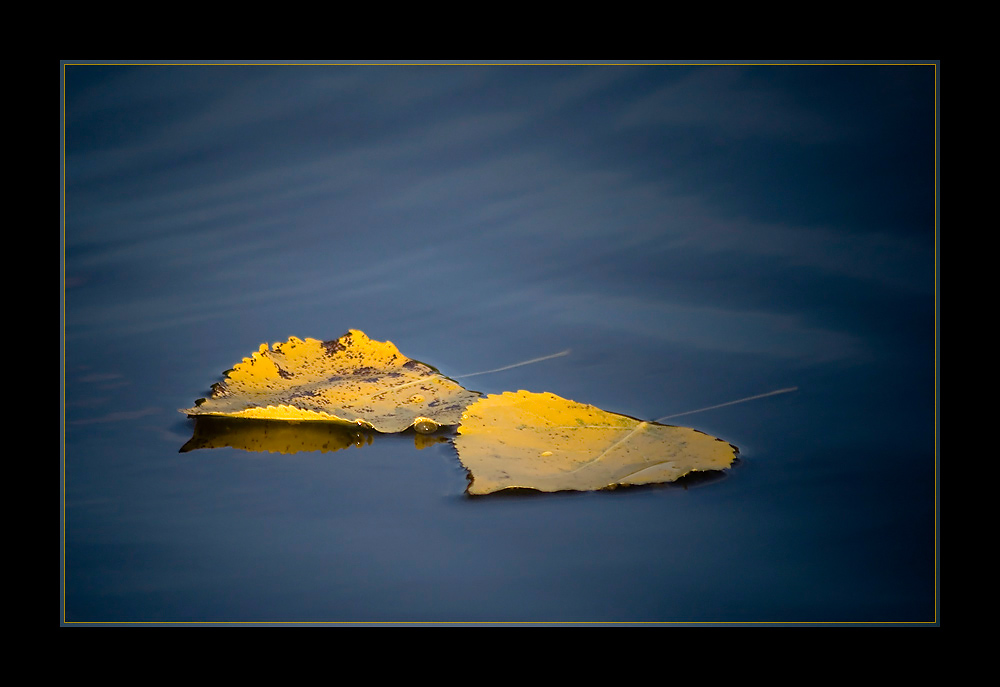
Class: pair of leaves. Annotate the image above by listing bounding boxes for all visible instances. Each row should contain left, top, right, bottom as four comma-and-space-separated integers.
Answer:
181, 331, 738, 494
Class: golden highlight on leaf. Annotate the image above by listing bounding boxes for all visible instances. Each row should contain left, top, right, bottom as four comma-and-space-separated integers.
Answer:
180, 330, 481, 433
454, 390, 738, 495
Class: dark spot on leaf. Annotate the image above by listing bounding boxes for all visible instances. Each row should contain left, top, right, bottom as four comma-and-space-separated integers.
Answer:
323, 339, 347, 356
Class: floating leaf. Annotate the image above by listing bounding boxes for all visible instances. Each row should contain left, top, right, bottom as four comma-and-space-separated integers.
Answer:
454, 390, 738, 495
180, 330, 481, 433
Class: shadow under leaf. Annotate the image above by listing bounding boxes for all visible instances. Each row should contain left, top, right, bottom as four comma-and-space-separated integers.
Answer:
180, 416, 453, 455
179, 416, 376, 455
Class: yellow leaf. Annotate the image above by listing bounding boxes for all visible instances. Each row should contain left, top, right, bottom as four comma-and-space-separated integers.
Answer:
180, 330, 481, 433
454, 390, 738, 495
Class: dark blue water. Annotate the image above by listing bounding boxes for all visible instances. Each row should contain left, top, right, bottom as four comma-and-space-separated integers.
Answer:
62, 62, 938, 625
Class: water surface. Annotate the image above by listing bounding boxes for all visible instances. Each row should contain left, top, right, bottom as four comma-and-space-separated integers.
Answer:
62, 62, 937, 624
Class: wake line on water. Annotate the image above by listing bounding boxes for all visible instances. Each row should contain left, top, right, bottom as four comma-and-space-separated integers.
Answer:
654, 387, 799, 422
444, 350, 795, 425
454, 350, 571, 379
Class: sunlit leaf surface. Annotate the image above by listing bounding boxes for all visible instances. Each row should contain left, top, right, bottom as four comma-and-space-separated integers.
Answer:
180, 330, 481, 433
454, 390, 738, 495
